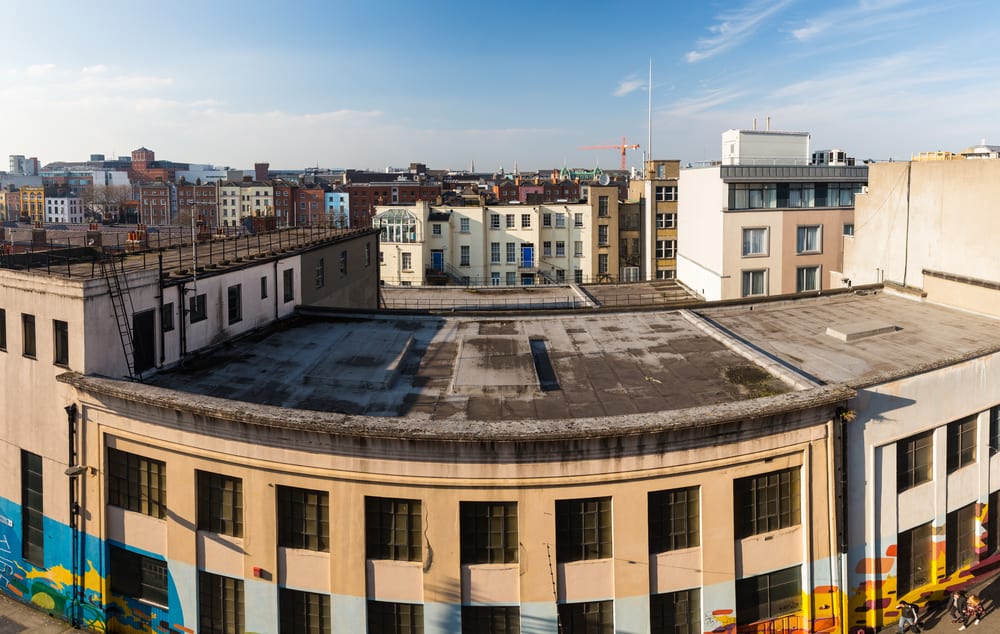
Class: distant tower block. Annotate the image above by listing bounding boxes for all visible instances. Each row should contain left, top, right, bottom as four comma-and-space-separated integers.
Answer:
255, 162, 270, 181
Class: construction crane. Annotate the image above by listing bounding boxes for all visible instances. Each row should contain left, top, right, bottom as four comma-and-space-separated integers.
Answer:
580, 136, 641, 170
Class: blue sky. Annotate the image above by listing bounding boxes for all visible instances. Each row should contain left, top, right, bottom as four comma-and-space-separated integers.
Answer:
3, 0, 998, 171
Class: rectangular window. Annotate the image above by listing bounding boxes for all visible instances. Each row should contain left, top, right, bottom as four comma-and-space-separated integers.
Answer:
199, 571, 244, 634
491, 242, 501, 264
656, 213, 676, 229
505, 214, 515, 228
555, 213, 566, 228
278, 486, 329, 551
598, 195, 610, 216
574, 241, 583, 257
521, 214, 531, 228
460, 245, 470, 267
107, 448, 166, 519
558, 601, 613, 634
0, 308, 6, 351
432, 223, 442, 236
843, 223, 855, 236
598, 254, 609, 275
742, 227, 768, 256
189, 294, 207, 323
898, 522, 933, 594
283, 269, 294, 303
227, 284, 242, 325
574, 213, 584, 228
506, 243, 516, 263
53, 319, 69, 366
162, 303, 175, 332
898, 430, 933, 492
21, 450, 43, 566
650, 588, 700, 634
543, 212, 552, 227
490, 272, 501, 286
490, 214, 500, 229
735, 565, 802, 625
555, 241, 565, 257
367, 601, 423, 634
22, 313, 35, 358
315, 259, 325, 289
506, 272, 517, 286
741, 270, 767, 297
796, 266, 820, 292
460, 218, 470, 233
947, 502, 978, 576
947, 415, 977, 473
648, 487, 699, 553
543, 241, 552, 257
260, 277, 268, 300
796, 225, 822, 254
280, 588, 331, 634
460, 501, 518, 564
399, 252, 412, 271
655, 186, 678, 202
735, 467, 800, 538
556, 497, 611, 562
110, 545, 168, 606
991, 406, 1000, 460
598, 225, 609, 246
197, 471, 243, 538
656, 240, 677, 259
366, 496, 422, 561
462, 605, 520, 634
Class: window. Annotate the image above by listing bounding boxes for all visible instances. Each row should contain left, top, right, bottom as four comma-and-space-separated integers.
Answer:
742, 228, 768, 257
162, 303, 175, 332
506, 214, 515, 228
198, 471, 243, 538
991, 406, 1000, 459
401, 252, 412, 270
741, 270, 767, 297
787, 183, 816, 208
460, 218, 470, 233
506, 272, 517, 286
260, 277, 268, 300
462, 605, 520, 634
189, 294, 207, 323
366, 496, 422, 561
199, 571, 244, 634
367, 601, 423, 634
558, 601, 613, 634
53, 319, 69, 366
648, 487, 699, 553
0, 308, 5, 351
735, 565, 801, 625
460, 501, 518, 564
898, 430, 933, 492
21, 450, 43, 566
555, 213, 566, 228
650, 588, 700, 634
377, 209, 418, 243
543, 212, 552, 227
542, 241, 552, 257
22, 313, 35, 358
574, 213, 584, 227
521, 214, 531, 228
490, 272, 501, 286
432, 223, 442, 236
556, 497, 611, 562
278, 486, 329, 551
460, 245, 470, 267
110, 545, 168, 606
948, 415, 977, 473
796, 266, 820, 292
843, 223, 855, 236
656, 240, 677, 259
898, 522, 933, 594
947, 503, 978, 575
555, 241, 565, 257
574, 241, 583, 257
656, 213, 676, 229
490, 214, 500, 229
490, 242, 501, 264
506, 243, 516, 263
796, 225, 822, 254
731, 184, 776, 209
315, 259, 325, 289
226, 284, 242, 325
107, 448, 166, 518
598, 195, 610, 216
655, 186, 677, 202
283, 269, 294, 303
598, 254, 609, 275
280, 588, 331, 634
597, 225, 609, 246
735, 467, 800, 538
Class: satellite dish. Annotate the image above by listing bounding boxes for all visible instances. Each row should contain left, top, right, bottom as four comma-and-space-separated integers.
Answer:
598, 174, 610, 186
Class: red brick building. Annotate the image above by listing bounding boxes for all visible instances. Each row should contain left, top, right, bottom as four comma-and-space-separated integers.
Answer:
271, 180, 296, 227
176, 181, 219, 228
129, 147, 180, 183
137, 182, 173, 226
294, 184, 327, 227
345, 181, 441, 227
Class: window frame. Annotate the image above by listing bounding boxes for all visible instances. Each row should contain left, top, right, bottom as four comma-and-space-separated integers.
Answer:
107, 447, 166, 519
734, 467, 801, 538
741, 269, 768, 297
277, 485, 329, 552
110, 545, 168, 607
189, 294, 208, 323
555, 496, 612, 563
460, 501, 518, 565
796, 265, 821, 292
0, 308, 6, 351
946, 502, 978, 576
279, 587, 331, 634
650, 588, 700, 634
198, 571, 244, 634
365, 496, 422, 562
283, 269, 295, 303
795, 225, 822, 254
558, 600, 613, 634
367, 600, 423, 634
197, 471, 244, 538
462, 605, 520, 634
898, 522, 933, 595
735, 565, 802, 625
947, 415, 977, 473
21, 450, 44, 566
162, 302, 175, 332
898, 430, 933, 492
227, 284, 242, 325
22, 312, 36, 358
741, 227, 769, 257
53, 319, 69, 367
648, 486, 699, 553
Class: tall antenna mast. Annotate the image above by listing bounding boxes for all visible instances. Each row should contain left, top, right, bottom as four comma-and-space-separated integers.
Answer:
647, 58, 653, 169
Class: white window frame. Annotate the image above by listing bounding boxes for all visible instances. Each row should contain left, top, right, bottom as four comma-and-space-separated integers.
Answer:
796, 225, 822, 254
796, 265, 821, 292
742, 227, 769, 257
741, 269, 768, 297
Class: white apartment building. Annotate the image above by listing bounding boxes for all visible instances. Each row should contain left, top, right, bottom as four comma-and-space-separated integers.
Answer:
44, 194, 84, 224
374, 201, 594, 286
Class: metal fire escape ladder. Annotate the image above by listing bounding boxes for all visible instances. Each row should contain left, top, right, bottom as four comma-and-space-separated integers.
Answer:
100, 255, 141, 382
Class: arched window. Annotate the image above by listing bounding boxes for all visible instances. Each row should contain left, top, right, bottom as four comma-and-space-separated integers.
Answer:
375, 209, 418, 243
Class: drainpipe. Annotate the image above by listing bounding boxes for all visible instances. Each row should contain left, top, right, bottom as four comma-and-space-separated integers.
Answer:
273, 259, 279, 320
178, 282, 187, 359
65, 403, 82, 628
158, 253, 165, 366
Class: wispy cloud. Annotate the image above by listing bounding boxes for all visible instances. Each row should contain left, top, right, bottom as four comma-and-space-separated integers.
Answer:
81, 64, 107, 74
685, 0, 793, 63
25, 63, 56, 77
661, 87, 748, 117
791, 0, 933, 42
613, 75, 646, 97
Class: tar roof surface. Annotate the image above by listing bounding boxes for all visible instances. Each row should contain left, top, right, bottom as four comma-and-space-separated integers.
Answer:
698, 290, 1000, 386
149, 309, 793, 421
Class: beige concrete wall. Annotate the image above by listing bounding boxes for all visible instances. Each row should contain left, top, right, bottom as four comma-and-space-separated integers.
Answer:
677, 166, 726, 299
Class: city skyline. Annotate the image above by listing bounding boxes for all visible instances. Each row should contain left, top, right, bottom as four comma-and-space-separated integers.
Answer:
3, 0, 998, 171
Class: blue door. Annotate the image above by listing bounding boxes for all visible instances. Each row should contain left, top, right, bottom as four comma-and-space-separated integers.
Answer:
521, 245, 534, 268
431, 250, 444, 271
